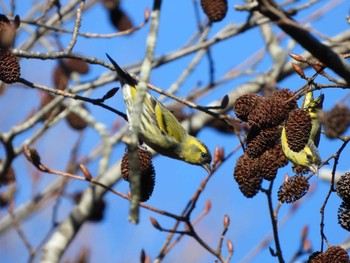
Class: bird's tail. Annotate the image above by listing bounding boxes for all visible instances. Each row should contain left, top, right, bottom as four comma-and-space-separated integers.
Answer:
106, 53, 138, 86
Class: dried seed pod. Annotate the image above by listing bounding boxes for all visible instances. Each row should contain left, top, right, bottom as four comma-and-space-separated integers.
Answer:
39, 93, 64, 121
65, 58, 89, 74
233, 154, 263, 198
0, 159, 15, 186
271, 88, 297, 110
0, 14, 20, 49
109, 8, 133, 31
52, 65, 69, 90
53, 59, 89, 90
285, 109, 312, 152
319, 105, 350, 139
257, 143, 288, 181
66, 105, 88, 131
0, 49, 20, 83
200, 0, 228, 22
307, 251, 325, 263
233, 93, 262, 122
245, 126, 280, 158
338, 201, 350, 232
269, 142, 289, 168
336, 173, 350, 203
247, 97, 273, 128
259, 152, 279, 181
121, 147, 155, 202
323, 246, 349, 262
101, 0, 120, 10
278, 175, 309, 203
248, 89, 296, 129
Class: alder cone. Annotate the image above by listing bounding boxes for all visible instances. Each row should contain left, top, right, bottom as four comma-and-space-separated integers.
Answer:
0, 49, 20, 84
109, 8, 133, 31
323, 246, 349, 263
285, 109, 312, 152
121, 148, 155, 202
245, 126, 280, 158
336, 172, 350, 203
233, 154, 262, 198
278, 175, 309, 203
320, 105, 350, 139
200, 0, 228, 22
338, 201, 350, 232
233, 93, 262, 122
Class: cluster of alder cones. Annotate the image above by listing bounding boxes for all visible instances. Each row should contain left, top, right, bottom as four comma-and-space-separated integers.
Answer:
233, 88, 314, 201
0, 14, 20, 84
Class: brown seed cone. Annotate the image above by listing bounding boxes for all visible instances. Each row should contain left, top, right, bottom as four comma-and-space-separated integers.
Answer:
39, 93, 65, 121
233, 93, 262, 122
324, 246, 350, 263
271, 88, 297, 112
65, 58, 89, 74
336, 173, 350, 203
121, 147, 155, 202
338, 201, 350, 232
246, 126, 280, 158
66, 105, 88, 131
285, 108, 312, 152
307, 251, 325, 263
270, 142, 289, 168
109, 8, 133, 31
278, 175, 309, 203
233, 154, 263, 198
200, 0, 228, 22
0, 159, 15, 186
249, 88, 297, 129
52, 65, 69, 90
101, 0, 120, 10
258, 142, 288, 181
292, 165, 310, 175
248, 89, 296, 129
320, 105, 350, 139
258, 150, 279, 181
0, 49, 20, 84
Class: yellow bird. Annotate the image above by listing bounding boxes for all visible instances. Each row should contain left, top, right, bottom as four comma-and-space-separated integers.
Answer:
281, 88, 323, 174
107, 54, 212, 173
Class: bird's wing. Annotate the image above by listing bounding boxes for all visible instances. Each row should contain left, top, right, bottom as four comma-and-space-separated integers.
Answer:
146, 95, 186, 143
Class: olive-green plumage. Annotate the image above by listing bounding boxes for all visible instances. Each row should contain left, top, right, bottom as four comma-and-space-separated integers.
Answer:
107, 54, 212, 172
281, 88, 323, 174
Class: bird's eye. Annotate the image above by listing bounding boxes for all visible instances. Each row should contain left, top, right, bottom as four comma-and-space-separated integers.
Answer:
306, 154, 312, 161
201, 152, 207, 158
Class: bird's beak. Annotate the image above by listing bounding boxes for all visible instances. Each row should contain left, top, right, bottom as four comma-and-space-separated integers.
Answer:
308, 164, 319, 175
202, 163, 212, 174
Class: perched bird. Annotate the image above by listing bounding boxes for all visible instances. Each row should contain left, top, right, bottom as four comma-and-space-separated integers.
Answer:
281, 89, 323, 174
281, 130, 321, 174
106, 54, 212, 172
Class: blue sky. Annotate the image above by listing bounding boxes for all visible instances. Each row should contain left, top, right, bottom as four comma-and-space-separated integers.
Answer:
0, 0, 350, 262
